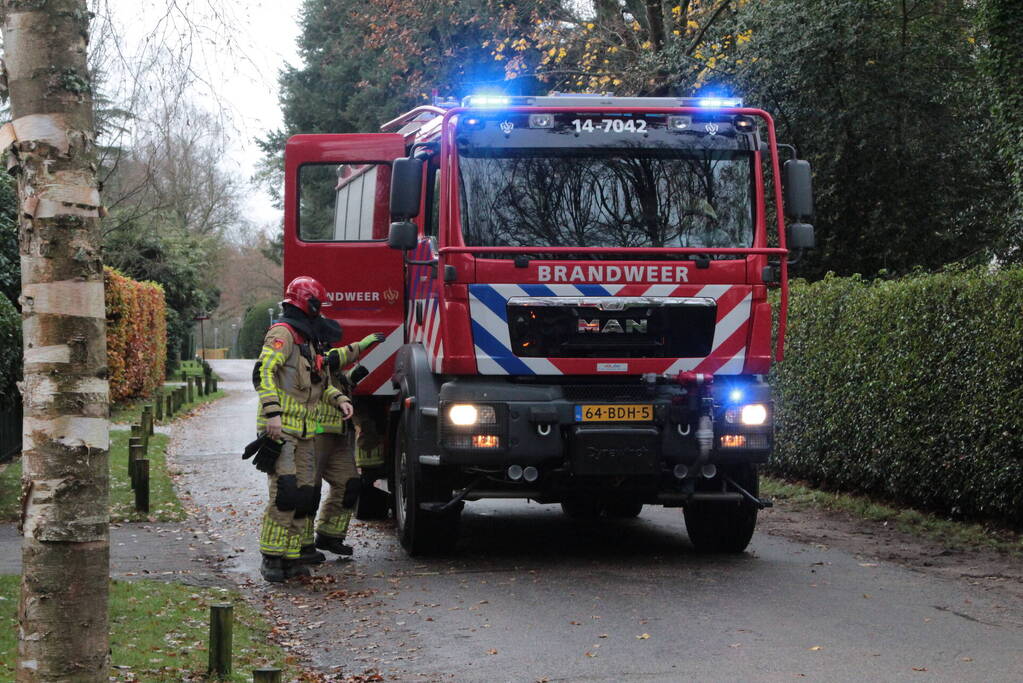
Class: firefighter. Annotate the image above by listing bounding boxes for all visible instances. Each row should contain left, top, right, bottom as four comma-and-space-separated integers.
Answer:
252, 275, 353, 582
305, 331, 386, 559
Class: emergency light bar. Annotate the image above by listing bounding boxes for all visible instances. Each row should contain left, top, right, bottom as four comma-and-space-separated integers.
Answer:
462, 94, 744, 109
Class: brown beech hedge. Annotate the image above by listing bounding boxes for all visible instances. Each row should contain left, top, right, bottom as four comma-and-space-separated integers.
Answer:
770, 268, 1023, 525
105, 267, 167, 402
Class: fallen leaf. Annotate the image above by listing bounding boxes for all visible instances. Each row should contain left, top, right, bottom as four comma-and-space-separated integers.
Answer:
598, 634, 608, 639
809, 646, 823, 651
961, 657, 973, 662
637, 633, 651, 640
912, 667, 927, 672
487, 649, 498, 655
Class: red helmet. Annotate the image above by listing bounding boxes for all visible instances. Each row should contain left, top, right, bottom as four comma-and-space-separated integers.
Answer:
283, 276, 327, 316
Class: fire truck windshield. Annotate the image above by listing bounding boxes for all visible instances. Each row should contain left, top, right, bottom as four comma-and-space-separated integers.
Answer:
458, 146, 754, 251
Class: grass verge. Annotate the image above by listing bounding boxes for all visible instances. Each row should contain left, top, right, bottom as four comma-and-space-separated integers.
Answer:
1, 576, 300, 681
0, 429, 185, 523
111, 388, 225, 425
762, 475, 1023, 556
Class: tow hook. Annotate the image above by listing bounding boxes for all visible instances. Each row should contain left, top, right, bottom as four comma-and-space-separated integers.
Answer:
420, 476, 484, 513
723, 474, 773, 509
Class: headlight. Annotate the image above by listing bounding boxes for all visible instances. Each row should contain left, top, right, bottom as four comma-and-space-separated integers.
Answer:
448, 404, 478, 426
447, 404, 497, 426
740, 404, 768, 426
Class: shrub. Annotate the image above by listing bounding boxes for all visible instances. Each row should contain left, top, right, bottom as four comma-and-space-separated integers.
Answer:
105, 267, 167, 402
237, 297, 279, 359
0, 294, 20, 411
770, 268, 1023, 525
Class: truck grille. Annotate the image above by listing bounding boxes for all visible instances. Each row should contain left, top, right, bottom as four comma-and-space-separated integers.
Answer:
507, 296, 717, 359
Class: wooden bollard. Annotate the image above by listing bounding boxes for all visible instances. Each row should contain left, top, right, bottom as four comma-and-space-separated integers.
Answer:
142, 405, 153, 436
186, 376, 194, 403
164, 392, 173, 417
212, 377, 218, 393
128, 437, 143, 484
134, 458, 149, 513
204, 374, 212, 395
154, 395, 163, 422
130, 424, 147, 453
196, 375, 205, 398
176, 387, 185, 411
208, 603, 233, 677
253, 668, 281, 683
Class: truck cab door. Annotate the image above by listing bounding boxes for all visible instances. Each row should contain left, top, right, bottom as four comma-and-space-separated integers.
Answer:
284, 134, 407, 396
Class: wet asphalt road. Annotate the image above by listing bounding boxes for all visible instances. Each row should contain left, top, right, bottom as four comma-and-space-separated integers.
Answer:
170, 361, 1023, 682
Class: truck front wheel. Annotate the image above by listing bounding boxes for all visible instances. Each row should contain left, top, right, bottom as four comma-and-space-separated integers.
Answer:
683, 464, 758, 553
394, 414, 460, 555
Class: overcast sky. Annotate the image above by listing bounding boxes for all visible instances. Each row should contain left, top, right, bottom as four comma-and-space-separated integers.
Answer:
103, 0, 303, 227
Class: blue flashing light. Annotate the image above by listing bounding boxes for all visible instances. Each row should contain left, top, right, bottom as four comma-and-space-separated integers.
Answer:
465, 95, 511, 107
698, 97, 743, 108
728, 389, 745, 403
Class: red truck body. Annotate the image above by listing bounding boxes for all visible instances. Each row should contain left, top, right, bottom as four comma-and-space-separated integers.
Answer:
282, 95, 811, 555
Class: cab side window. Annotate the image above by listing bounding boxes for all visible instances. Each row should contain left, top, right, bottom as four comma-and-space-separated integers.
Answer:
298, 162, 390, 241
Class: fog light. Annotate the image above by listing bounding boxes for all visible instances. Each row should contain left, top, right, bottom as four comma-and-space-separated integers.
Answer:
673, 464, 689, 480
740, 404, 768, 426
529, 113, 555, 129
449, 404, 478, 426
667, 115, 691, 131
733, 115, 755, 132
472, 434, 500, 449
522, 466, 539, 482
720, 434, 746, 448
507, 465, 523, 480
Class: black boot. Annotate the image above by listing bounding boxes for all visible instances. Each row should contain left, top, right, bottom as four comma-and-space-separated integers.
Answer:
282, 558, 310, 579
315, 533, 354, 556
260, 554, 286, 583
298, 544, 326, 564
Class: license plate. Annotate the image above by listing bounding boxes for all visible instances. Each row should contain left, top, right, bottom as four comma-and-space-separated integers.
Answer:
574, 404, 653, 422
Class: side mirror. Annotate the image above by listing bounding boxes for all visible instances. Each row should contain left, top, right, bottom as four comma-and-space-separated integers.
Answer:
783, 159, 814, 221
787, 222, 816, 249
390, 157, 423, 220
388, 221, 418, 251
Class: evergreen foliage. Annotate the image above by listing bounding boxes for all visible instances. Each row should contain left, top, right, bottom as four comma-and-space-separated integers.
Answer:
734, 0, 1010, 278
237, 297, 281, 359
979, 0, 1023, 255
0, 292, 20, 412
772, 269, 1023, 524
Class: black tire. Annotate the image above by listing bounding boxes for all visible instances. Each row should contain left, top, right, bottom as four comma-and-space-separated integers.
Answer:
560, 498, 604, 518
604, 500, 644, 518
683, 464, 758, 553
394, 413, 460, 555
354, 475, 390, 521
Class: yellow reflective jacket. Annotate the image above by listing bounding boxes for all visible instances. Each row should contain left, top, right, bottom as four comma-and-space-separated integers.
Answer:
255, 324, 349, 439
314, 342, 366, 434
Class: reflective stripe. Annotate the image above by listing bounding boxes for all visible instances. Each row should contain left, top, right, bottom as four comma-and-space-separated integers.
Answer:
317, 511, 352, 539
259, 514, 302, 558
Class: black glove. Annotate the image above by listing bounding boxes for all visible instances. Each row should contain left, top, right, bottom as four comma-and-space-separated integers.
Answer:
349, 364, 369, 386
242, 433, 283, 474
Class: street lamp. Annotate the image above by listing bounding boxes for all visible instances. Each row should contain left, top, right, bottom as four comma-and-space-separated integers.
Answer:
193, 313, 210, 362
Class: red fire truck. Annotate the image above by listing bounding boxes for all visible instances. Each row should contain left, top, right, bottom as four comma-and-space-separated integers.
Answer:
283, 94, 814, 555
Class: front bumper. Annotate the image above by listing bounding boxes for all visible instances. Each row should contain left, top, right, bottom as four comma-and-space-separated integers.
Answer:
432, 377, 772, 472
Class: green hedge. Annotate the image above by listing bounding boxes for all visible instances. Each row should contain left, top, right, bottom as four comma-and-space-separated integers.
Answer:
0, 294, 20, 412
770, 268, 1023, 525
237, 297, 279, 359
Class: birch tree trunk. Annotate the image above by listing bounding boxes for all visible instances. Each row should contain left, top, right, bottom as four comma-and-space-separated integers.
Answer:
2, 1, 110, 680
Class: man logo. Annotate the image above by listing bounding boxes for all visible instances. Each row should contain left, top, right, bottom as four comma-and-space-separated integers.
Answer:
578, 319, 648, 334
383, 288, 399, 305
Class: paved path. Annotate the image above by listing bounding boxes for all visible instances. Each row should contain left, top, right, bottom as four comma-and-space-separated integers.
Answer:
167, 360, 1023, 682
